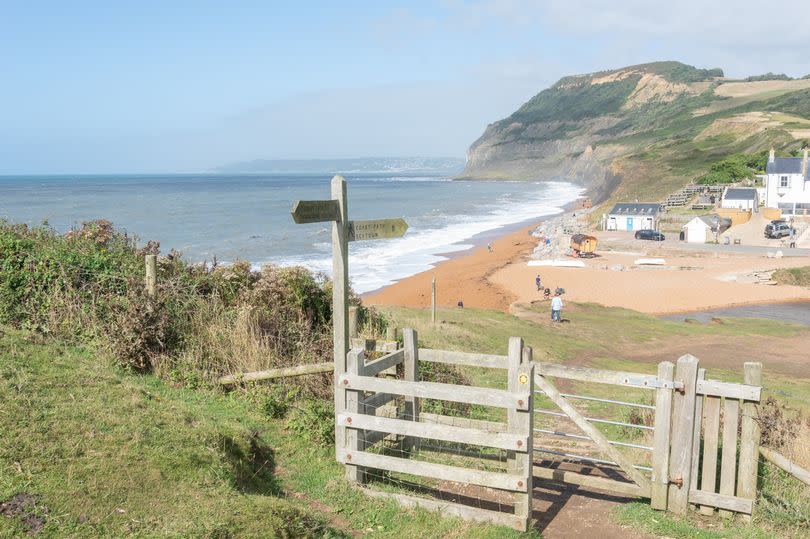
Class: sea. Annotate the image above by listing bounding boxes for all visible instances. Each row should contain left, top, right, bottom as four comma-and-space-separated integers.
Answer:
0, 173, 583, 293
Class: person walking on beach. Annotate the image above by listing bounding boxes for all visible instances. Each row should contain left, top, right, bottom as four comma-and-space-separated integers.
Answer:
551, 292, 563, 322
535, 274, 542, 291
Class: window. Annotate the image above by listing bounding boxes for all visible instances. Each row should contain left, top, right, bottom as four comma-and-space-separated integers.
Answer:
780, 176, 789, 188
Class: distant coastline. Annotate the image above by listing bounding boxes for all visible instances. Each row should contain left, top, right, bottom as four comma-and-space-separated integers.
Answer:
213, 156, 465, 175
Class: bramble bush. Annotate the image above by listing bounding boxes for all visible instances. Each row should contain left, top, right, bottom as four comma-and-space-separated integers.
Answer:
0, 219, 384, 398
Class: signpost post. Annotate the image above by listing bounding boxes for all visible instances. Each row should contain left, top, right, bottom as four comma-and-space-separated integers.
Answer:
291, 175, 408, 465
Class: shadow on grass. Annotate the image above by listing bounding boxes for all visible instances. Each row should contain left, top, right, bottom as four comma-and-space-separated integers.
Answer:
218, 430, 283, 496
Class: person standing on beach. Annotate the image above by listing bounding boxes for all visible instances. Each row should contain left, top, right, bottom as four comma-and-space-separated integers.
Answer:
535, 274, 542, 291
551, 293, 563, 322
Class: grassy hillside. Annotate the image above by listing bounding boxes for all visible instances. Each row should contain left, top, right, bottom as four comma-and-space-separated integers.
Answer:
461, 61, 810, 206
0, 327, 529, 538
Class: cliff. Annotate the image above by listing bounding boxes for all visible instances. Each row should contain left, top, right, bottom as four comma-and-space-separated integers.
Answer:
461, 61, 810, 204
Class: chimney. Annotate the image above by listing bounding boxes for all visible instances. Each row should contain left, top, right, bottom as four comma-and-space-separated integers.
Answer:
769, 148, 776, 163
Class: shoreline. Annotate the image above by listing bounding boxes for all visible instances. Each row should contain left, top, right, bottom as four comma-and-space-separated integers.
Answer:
360, 201, 578, 298
365, 208, 810, 316
362, 201, 584, 310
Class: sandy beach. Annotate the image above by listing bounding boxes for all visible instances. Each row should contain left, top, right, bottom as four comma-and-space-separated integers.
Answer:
364, 211, 810, 315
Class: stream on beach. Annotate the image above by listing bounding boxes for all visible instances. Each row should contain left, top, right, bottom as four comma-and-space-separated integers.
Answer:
661, 302, 810, 327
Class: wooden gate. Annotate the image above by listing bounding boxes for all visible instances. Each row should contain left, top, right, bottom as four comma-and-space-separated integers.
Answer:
530, 355, 762, 518
334, 328, 764, 528
336, 331, 536, 531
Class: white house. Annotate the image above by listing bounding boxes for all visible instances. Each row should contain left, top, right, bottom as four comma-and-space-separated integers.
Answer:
605, 203, 661, 232
682, 214, 732, 243
721, 187, 758, 211
763, 148, 810, 215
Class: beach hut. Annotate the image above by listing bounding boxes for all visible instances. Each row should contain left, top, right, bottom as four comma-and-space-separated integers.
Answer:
569, 234, 598, 257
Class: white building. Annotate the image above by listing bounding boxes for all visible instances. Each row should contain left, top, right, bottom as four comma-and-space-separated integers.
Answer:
763, 148, 810, 215
605, 203, 660, 232
683, 216, 712, 243
682, 214, 731, 243
721, 187, 758, 211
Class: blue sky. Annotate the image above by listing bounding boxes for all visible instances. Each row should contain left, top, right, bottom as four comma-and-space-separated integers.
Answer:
2, 0, 809, 173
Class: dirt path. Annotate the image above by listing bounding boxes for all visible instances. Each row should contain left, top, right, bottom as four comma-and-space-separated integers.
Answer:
532, 474, 652, 539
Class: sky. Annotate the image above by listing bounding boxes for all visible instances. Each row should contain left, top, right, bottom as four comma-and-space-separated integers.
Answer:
2, 0, 809, 174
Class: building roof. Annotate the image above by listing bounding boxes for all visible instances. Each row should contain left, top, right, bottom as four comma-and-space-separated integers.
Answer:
724, 188, 757, 201
688, 214, 731, 231
683, 216, 712, 229
607, 203, 661, 216
766, 157, 808, 178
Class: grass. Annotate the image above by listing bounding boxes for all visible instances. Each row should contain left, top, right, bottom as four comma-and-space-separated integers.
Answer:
0, 327, 533, 538
773, 266, 810, 288
379, 303, 801, 362
3, 297, 809, 537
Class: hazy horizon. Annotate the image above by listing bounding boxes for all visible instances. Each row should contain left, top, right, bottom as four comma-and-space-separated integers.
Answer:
3, 1, 810, 175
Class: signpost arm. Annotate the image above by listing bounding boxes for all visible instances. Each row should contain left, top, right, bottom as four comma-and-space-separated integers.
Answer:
332, 175, 350, 455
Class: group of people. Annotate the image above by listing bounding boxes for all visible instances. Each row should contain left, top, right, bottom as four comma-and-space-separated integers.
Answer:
535, 274, 564, 322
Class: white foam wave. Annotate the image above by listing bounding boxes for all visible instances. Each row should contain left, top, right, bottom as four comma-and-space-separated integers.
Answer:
267, 181, 584, 293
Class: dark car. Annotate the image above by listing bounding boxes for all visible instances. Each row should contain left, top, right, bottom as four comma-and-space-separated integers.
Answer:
635, 229, 665, 241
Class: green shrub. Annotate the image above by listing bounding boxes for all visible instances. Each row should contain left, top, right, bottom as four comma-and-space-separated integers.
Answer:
287, 399, 334, 446
696, 152, 767, 184
0, 219, 385, 399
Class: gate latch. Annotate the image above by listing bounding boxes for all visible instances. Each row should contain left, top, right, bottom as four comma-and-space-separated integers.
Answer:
669, 477, 683, 488
622, 375, 685, 391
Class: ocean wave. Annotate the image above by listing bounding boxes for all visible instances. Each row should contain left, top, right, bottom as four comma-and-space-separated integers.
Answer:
265, 181, 584, 293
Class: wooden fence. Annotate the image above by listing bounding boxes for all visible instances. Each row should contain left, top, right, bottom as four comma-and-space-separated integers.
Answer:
335, 328, 764, 529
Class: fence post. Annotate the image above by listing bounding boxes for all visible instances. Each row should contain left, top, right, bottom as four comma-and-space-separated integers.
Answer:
345, 349, 366, 483
402, 329, 420, 452
431, 276, 436, 324
737, 362, 762, 521
144, 254, 157, 298
667, 354, 700, 515
508, 338, 533, 531
348, 306, 358, 338
651, 361, 675, 510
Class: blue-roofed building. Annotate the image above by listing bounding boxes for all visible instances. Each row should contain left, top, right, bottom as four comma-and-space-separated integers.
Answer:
764, 148, 810, 215
605, 203, 661, 231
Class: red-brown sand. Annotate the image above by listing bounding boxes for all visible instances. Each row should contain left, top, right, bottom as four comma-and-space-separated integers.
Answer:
363, 222, 810, 314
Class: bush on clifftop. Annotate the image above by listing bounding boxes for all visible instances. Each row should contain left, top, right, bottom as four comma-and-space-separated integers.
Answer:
0, 219, 385, 397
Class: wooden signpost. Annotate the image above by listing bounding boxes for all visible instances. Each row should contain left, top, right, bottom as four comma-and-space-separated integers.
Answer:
291, 175, 408, 457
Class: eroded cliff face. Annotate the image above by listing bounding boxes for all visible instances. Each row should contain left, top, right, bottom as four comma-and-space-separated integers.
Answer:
461, 117, 630, 202
459, 62, 723, 202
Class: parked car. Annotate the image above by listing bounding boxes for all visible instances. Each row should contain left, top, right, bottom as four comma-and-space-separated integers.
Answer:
635, 229, 665, 241
764, 222, 794, 239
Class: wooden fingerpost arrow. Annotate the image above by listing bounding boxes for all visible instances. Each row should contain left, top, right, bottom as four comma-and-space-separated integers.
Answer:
290, 175, 409, 468
348, 218, 408, 242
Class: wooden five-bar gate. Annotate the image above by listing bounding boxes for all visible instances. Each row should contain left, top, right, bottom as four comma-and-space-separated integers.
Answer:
335, 330, 763, 531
